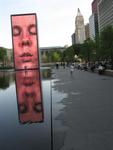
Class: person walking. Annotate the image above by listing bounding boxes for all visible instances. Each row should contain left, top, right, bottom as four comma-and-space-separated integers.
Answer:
70, 64, 74, 76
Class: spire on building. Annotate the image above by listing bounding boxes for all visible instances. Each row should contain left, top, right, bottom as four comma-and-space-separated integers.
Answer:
77, 8, 82, 16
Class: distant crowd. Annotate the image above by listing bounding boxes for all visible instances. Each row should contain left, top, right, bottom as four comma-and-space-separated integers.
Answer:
55, 60, 112, 75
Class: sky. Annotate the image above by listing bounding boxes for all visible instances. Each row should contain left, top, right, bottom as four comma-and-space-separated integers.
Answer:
0, 0, 93, 49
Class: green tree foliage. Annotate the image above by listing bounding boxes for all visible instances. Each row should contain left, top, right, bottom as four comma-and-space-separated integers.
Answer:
0, 47, 7, 66
71, 44, 81, 55
51, 51, 61, 62
78, 38, 96, 62
63, 39, 96, 62
100, 25, 113, 62
94, 33, 101, 60
63, 46, 75, 62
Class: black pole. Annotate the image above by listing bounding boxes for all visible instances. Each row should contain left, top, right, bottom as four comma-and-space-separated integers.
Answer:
50, 78, 54, 150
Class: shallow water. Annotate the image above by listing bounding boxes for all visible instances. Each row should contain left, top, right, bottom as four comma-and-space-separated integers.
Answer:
0, 69, 52, 150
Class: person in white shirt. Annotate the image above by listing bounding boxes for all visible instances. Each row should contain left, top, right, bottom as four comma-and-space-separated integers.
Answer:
70, 64, 74, 75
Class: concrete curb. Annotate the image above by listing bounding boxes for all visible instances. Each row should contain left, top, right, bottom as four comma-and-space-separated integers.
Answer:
104, 69, 113, 77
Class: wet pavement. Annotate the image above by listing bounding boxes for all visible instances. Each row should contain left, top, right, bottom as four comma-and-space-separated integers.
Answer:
52, 67, 113, 150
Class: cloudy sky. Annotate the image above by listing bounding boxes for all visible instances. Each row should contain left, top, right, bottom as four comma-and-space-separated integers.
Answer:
0, 0, 93, 48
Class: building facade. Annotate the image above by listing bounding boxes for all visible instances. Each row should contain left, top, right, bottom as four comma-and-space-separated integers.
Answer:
98, 0, 113, 32
89, 0, 99, 40
40, 46, 66, 63
89, 13, 98, 40
71, 33, 76, 45
75, 8, 86, 44
85, 23, 90, 40
92, 0, 98, 14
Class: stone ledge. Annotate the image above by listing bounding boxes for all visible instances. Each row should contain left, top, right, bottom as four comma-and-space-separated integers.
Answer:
104, 70, 113, 76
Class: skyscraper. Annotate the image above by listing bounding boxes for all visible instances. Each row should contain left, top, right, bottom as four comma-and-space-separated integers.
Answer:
75, 8, 86, 44
71, 33, 76, 45
98, 0, 113, 32
85, 23, 90, 40
89, 0, 98, 40
92, 0, 98, 14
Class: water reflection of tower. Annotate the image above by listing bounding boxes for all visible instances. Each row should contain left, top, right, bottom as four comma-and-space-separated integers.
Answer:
15, 70, 43, 124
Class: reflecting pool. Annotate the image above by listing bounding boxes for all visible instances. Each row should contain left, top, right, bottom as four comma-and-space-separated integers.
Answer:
0, 68, 52, 150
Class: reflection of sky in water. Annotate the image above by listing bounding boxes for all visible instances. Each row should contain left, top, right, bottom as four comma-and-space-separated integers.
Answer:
52, 89, 67, 118
52, 79, 67, 118
0, 71, 51, 150
51, 79, 68, 133
42, 80, 51, 119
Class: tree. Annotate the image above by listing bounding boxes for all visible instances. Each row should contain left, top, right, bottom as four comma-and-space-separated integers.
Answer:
63, 46, 75, 62
0, 47, 7, 67
78, 38, 96, 62
51, 51, 61, 62
94, 33, 101, 60
100, 25, 113, 69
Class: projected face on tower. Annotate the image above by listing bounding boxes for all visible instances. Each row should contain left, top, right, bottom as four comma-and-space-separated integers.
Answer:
11, 14, 39, 70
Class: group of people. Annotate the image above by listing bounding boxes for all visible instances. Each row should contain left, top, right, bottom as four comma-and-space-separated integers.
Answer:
55, 62, 75, 76
55, 62, 68, 69
55, 61, 108, 75
88, 62, 106, 74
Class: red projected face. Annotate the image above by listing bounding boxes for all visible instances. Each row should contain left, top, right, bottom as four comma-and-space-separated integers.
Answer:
15, 70, 43, 124
11, 14, 39, 70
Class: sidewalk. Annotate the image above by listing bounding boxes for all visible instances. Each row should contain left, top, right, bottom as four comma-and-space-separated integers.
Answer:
52, 68, 113, 150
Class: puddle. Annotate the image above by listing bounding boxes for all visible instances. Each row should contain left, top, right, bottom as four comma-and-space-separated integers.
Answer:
52, 88, 67, 118
71, 91, 81, 95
